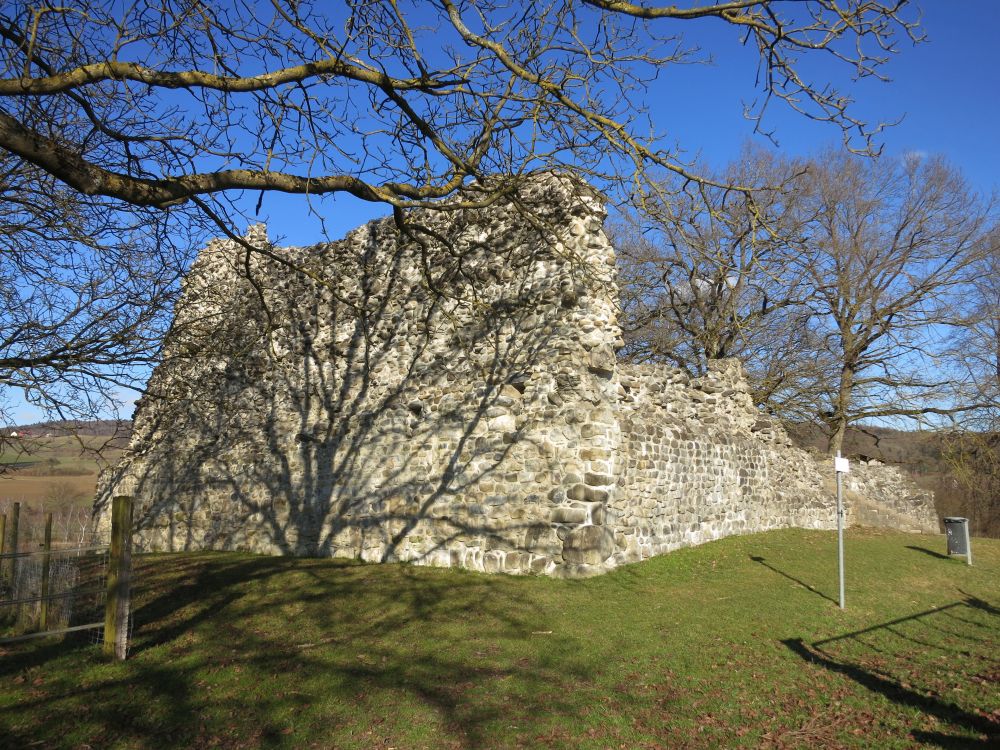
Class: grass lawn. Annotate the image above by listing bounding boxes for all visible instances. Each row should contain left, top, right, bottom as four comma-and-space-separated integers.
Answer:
0, 527, 997, 749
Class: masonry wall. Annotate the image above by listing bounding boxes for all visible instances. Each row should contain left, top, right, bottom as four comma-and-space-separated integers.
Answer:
842, 462, 939, 533
96, 175, 938, 577
606, 360, 938, 571
609, 361, 830, 567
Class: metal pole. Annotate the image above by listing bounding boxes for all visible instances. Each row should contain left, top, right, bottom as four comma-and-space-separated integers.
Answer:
836, 452, 845, 610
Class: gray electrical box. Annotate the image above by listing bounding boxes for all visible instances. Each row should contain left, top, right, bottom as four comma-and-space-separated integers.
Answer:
943, 517, 972, 565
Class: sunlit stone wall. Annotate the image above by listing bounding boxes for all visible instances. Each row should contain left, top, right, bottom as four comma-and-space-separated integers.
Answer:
96, 175, 937, 577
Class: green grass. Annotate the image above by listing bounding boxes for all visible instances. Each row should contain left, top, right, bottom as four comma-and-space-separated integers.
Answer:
1, 528, 997, 749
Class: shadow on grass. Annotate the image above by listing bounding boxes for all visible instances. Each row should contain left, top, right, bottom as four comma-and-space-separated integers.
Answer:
908, 730, 997, 749
959, 591, 1000, 616
749, 555, 838, 605
905, 545, 952, 561
0, 552, 594, 750
783, 596, 1000, 746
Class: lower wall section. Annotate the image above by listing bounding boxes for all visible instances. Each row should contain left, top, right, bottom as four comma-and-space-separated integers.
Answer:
842, 462, 939, 533
99, 374, 939, 579
610, 423, 834, 568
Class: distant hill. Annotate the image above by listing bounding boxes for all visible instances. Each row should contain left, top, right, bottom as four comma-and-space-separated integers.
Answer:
14, 419, 132, 439
784, 423, 944, 477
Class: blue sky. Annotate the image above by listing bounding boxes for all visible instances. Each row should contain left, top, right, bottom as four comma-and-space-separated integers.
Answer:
7, 2, 999, 424
645, 1, 999, 177
255, 1, 999, 247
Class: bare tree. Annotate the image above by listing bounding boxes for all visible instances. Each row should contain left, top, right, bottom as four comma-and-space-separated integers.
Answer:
0, 1, 922, 432
614, 146, 819, 406
0, 1, 919, 217
617, 147, 995, 456
940, 431, 1000, 537
949, 229, 1000, 420
793, 150, 993, 455
0, 151, 205, 441
937, 229, 1000, 536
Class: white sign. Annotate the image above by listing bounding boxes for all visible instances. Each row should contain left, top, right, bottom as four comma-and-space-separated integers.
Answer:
835, 456, 850, 474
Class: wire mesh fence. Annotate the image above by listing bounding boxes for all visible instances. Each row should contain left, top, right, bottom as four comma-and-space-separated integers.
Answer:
0, 498, 134, 657
0, 544, 109, 643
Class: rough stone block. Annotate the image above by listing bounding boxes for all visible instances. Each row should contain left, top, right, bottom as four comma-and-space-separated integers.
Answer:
586, 345, 616, 378
550, 506, 588, 524
561, 524, 615, 565
584, 472, 612, 487
488, 414, 516, 433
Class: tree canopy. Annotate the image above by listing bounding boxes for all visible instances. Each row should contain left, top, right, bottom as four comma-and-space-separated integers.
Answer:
617, 147, 996, 454
0, 1, 922, 426
0, 1, 919, 214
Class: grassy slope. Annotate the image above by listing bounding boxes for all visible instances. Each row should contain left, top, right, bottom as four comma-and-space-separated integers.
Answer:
0, 528, 997, 749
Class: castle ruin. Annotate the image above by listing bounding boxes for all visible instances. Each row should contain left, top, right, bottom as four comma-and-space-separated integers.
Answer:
96, 175, 938, 576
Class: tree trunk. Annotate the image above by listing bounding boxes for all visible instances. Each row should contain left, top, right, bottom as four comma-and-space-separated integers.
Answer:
828, 418, 848, 457
828, 364, 854, 456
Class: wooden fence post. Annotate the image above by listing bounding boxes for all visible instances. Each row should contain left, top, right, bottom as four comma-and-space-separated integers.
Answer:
104, 495, 133, 660
8, 502, 19, 588
0, 512, 6, 584
40, 513, 53, 630
0, 512, 6, 599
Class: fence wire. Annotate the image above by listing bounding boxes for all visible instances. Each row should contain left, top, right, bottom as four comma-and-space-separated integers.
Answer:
0, 545, 111, 644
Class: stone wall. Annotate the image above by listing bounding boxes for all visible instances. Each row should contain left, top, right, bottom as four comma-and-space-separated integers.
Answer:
842, 462, 939, 533
609, 360, 831, 567
607, 360, 938, 570
96, 174, 938, 577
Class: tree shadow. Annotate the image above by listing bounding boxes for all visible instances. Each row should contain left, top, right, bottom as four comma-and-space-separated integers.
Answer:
749, 554, 838, 605
0, 551, 598, 749
958, 590, 1000, 617
908, 730, 997, 749
782, 596, 1000, 745
94, 178, 620, 577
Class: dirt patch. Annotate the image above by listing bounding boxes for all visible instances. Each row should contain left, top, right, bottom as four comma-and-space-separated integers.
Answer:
0, 474, 97, 507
